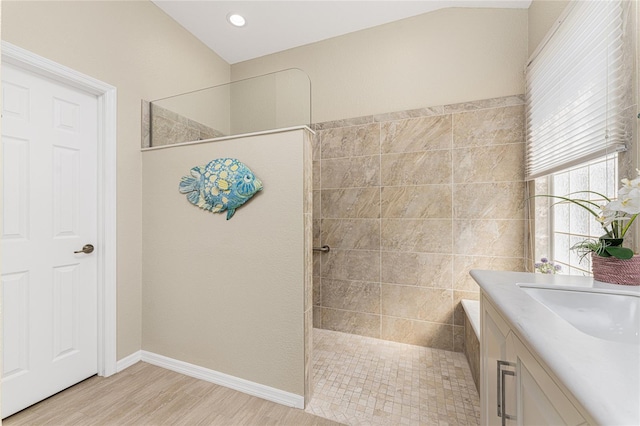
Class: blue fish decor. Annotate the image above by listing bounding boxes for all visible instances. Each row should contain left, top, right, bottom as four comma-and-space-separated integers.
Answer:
179, 158, 263, 220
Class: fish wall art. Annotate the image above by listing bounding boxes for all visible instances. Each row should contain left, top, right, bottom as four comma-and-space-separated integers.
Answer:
179, 158, 263, 220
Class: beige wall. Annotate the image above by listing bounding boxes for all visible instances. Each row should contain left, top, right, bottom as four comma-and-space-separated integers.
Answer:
231, 8, 528, 124
527, 0, 570, 56
1, 0, 230, 360
141, 129, 310, 396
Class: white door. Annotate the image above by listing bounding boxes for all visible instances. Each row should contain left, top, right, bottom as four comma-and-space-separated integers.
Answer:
2, 62, 99, 418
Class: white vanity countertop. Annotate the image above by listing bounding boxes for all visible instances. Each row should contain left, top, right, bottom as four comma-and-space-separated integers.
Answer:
470, 270, 640, 426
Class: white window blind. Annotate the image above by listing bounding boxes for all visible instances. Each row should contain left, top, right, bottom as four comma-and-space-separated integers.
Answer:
525, 0, 629, 181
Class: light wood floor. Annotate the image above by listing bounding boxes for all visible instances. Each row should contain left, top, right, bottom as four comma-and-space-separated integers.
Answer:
3, 362, 341, 426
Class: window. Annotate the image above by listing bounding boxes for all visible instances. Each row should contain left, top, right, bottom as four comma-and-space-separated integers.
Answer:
534, 155, 618, 275
526, 0, 633, 276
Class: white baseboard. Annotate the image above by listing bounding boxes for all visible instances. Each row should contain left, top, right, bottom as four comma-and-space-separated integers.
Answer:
116, 350, 142, 372
140, 351, 305, 409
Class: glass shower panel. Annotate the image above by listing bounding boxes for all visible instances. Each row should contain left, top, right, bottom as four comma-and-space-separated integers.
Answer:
148, 68, 311, 147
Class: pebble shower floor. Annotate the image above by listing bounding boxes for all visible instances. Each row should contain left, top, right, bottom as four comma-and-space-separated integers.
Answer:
305, 329, 480, 425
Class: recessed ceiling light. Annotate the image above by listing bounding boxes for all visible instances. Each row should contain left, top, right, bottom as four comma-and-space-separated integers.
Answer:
227, 13, 246, 27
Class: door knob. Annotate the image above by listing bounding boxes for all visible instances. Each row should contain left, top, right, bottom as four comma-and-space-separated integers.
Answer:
74, 244, 94, 254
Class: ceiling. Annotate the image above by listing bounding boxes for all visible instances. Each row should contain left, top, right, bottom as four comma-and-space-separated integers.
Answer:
152, 1, 532, 64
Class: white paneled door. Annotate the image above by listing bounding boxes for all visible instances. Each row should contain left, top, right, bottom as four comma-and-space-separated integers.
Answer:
2, 63, 99, 418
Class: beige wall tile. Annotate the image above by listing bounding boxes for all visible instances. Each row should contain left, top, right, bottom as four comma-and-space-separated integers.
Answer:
381, 317, 453, 351
381, 284, 453, 324
321, 279, 380, 314
453, 182, 525, 219
313, 191, 321, 219
453, 219, 525, 257
452, 105, 524, 148
452, 143, 524, 183
313, 219, 321, 247
321, 155, 380, 188
453, 291, 480, 326
314, 116, 374, 131
312, 95, 526, 352
313, 306, 322, 328
381, 219, 453, 253
453, 325, 465, 352
321, 219, 380, 250
381, 115, 452, 154
381, 151, 452, 186
313, 161, 321, 190
321, 308, 380, 338
381, 252, 453, 288
322, 249, 380, 282
443, 95, 524, 114
320, 123, 380, 159
381, 185, 452, 218
374, 105, 444, 123
453, 255, 525, 292
321, 188, 380, 219
312, 133, 321, 160
313, 253, 321, 277
313, 277, 321, 306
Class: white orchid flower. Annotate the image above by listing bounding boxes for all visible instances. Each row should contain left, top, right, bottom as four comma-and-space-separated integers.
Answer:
596, 204, 621, 227
608, 189, 640, 215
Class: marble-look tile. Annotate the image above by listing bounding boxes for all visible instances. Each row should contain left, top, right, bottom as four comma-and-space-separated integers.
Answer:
453, 291, 480, 326
321, 188, 380, 219
313, 115, 374, 131
452, 143, 524, 183
454, 325, 465, 353
381, 219, 452, 253
453, 182, 525, 220
453, 255, 525, 292
308, 328, 480, 424
381, 252, 453, 288
304, 308, 313, 403
453, 105, 524, 148
381, 115, 452, 154
321, 308, 380, 338
313, 306, 322, 328
313, 191, 321, 219
151, 114, 200, 146
303, 132, 314, 214
373, 105, 445, 122
381, 285, 453, 324
321, 279, 380, 314
453, 219, 525, 257
313, 161, 321, 190
322, 249, 380, 282
443, 95, 525, 114
321, 219, 380, 250
464, 317, 480, 391
141, 100, 150, 148
313, 219, 321, 247
320, 123, 380, 159
313, 252, 321, 277
312, 133, 321, 160
381, 185, 452, 219
381, 151, 452, 186
381, 317, 453, 351
321, 155, 380, 188
313, 276, 321, 306
304, 213, 313, 311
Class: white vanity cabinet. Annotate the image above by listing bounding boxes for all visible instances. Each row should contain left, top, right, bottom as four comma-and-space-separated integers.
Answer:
481, 294, 515, 425
481, 294, 588, 426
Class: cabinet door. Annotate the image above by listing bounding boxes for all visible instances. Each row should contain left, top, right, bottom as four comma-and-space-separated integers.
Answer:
481, 295, 517, 426
507, 333, 587, 426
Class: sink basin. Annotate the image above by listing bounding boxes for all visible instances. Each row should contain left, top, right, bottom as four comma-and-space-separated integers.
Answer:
518, 285, 640, 345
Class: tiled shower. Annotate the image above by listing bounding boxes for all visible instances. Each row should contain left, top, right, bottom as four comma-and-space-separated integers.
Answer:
312, 95, 527, 352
